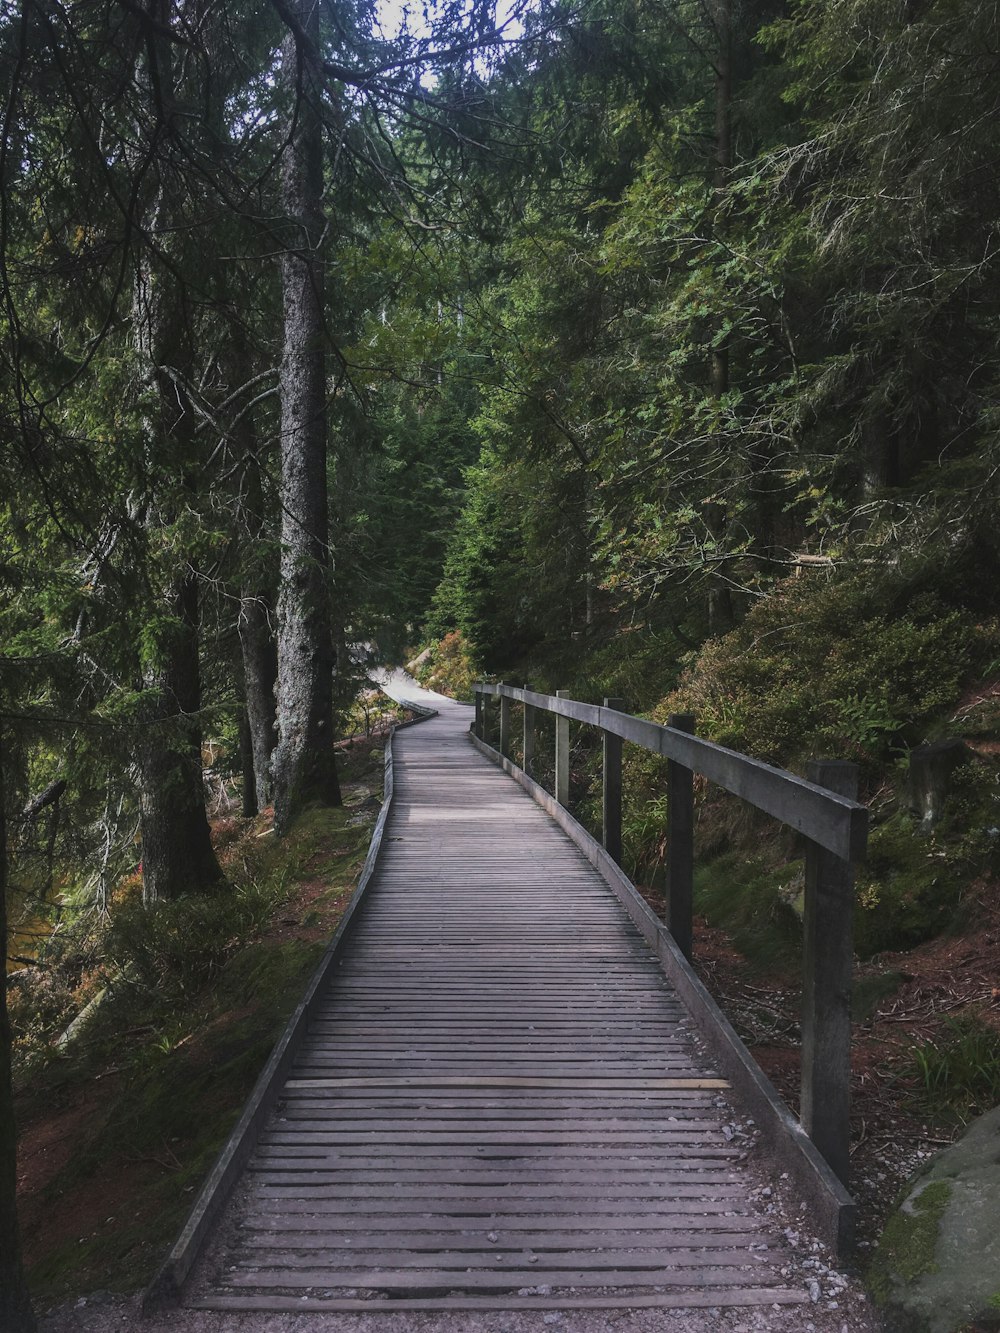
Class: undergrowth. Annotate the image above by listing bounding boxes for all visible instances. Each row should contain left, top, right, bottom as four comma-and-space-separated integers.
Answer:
910, 1016, 1000, 1122
409, 630, 477, 699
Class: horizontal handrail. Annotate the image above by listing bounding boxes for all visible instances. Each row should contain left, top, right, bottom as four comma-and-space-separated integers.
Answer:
474, 682, 868, 862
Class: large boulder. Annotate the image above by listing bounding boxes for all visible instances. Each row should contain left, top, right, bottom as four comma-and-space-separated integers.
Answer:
869, 1104, 1000, 1331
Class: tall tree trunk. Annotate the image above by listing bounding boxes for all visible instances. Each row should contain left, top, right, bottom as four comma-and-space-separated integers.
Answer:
239, 594, 278, 812
132, 224, 224, 899
272, 0, 341, 835
137, 571, 225, 902
230, 334, 278, 814
239, 707, 257, 819
127, 4, 223, 899
0, 721, 37, 1333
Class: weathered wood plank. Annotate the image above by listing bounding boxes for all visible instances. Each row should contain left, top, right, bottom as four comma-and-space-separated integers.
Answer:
192, 1289, 809, 1312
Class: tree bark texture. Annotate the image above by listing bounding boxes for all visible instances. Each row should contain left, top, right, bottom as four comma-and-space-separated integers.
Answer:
137, 571, 225, 902
239, 595, 278, 813
231, 335, 279, 814
0, 724, 38, 1333
130, 279, 226, 901
239, 707, 258, 819
272, 0, 341, 835
132, 188, 224, 900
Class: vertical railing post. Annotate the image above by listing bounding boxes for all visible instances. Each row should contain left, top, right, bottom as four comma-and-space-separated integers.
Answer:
602, 698, 624, 865
666, 713, 696, 961
801, 758, 858, 1188
499, 687, 511, 759
555, 690, 570, 808
522, 685, 535, 777
474, 687, 483, 740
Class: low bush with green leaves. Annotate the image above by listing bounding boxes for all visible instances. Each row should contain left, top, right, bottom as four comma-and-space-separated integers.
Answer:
411, 630, 477, 699
658, 574, 994, 768
102, 875, 283, 1005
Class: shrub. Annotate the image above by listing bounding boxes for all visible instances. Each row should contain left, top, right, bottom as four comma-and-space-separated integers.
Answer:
102, 877, 280, 1004
413, 630, 477, 700
659, 575, 988, 768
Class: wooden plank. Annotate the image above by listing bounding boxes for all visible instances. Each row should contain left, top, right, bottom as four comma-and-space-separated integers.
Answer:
237, 1214, 764, 1237
261, 1115, 725, 1131
193, 1289, 809, 1312
283, 1076, 730, 1090
667, 712, 696, 960
224, 1265, 788, 1290
243, 1197, 749, 1218
231, 1245, 766, 1270
238, 1229, 770, 1251
248, 1164, 740, 1184
555, 689, 570, 808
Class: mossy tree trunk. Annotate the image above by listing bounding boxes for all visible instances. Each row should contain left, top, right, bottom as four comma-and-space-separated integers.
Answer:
0, 722, 37, 1333
136, 572, 226, 902
271, 0, 341, 835
132, 184, 224, 901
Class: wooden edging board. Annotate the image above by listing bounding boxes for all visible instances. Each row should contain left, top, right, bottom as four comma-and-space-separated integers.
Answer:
469, 731, 856, 1258
142, 702, 437, 1312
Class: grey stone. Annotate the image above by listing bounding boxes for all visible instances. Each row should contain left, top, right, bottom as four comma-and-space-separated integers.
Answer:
870, 1104, 1000, 1332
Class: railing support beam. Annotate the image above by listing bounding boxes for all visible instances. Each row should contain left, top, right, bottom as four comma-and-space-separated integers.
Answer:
555, 690, 570, 808
602, 698, 625, 866
499, 688, 511, 759
802, 759, 858, 1189
667, 713, 696, 961
523, 686, 536, 778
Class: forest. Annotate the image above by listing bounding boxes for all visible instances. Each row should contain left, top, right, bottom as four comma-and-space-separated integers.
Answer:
3, 0, 1000, 1327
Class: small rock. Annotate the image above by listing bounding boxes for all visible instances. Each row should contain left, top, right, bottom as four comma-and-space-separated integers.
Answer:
806, 1279, 821, 1302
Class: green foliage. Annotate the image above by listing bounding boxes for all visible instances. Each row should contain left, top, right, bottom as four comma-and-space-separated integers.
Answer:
660, 575, 987, 767
411, 631, 477, 700
101, 879, 279, 1005
855, 809, 963, 957
693, 852, 803, 976
910, 1018, 1000, 1123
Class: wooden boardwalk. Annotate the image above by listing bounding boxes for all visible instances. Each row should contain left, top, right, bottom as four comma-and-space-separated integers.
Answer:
187, 692, 809, 1314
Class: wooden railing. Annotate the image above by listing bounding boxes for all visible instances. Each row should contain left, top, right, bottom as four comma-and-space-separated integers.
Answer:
472, 682, 868, 1189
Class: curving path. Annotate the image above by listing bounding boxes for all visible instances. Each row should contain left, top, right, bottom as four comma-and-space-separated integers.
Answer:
185, 678, 810, 1315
